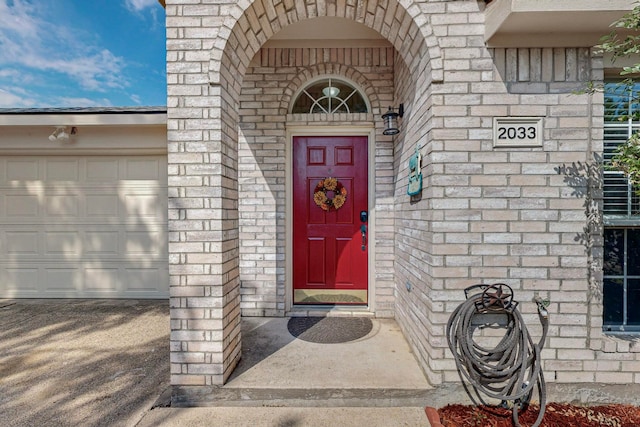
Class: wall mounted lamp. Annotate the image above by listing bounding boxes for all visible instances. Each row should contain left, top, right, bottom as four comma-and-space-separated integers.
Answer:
382, 104, 404, 136
49, 126, 77, 142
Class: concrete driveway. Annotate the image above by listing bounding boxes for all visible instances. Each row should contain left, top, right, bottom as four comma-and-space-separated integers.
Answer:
0, 299, 169, 427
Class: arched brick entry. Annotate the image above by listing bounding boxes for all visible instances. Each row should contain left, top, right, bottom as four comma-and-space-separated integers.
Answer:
168, 0, 440, 386
210, 0, 443, 87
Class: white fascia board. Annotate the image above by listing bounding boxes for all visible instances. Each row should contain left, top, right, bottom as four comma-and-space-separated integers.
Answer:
0, 113, 167, 127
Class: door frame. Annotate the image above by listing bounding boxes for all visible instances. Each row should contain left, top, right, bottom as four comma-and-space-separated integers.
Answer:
286, 126, 376, 313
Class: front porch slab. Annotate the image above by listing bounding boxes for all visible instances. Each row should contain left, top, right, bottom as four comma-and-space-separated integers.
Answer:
172, 316, 431, 406
228, 317, 430, 390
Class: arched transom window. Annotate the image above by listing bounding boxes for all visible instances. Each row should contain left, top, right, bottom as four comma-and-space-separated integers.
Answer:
291, 77, 369, 114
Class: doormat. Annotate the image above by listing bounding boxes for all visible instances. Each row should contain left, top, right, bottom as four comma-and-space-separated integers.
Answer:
295, 292, 366, 304
287, 317, 373, 344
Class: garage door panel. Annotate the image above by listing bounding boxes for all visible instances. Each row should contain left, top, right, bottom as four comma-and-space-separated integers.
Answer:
125, 230, 165, 255
2, 186, 167, 221
86, 194, 120, 217
46, 268, 79, 291
1, 157, 168, 182
0, 155, 168, 298
124, 268, 163, 291
5, 231, 39, 254
85, 231, 119, 254
1, 260, 169, 297
125, 158, 163, 180
3, 227, 166, 260
124, 193, 161, 217
45, 232, 81, 255
87, 159, 119, 181
7, 159, 39, 180
46, 159, 80, 181
6, 194, 39, 217
45, 195, 80, 217
84, 268, 119, 291
4, 268, 38, 293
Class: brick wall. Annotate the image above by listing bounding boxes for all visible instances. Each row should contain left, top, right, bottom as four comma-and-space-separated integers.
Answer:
166, 0, 635, 388
391, 1, 630, 387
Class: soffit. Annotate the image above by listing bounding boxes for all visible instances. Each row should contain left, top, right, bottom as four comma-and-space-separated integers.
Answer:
264, 17, 391, 48
485, 0, 636, 47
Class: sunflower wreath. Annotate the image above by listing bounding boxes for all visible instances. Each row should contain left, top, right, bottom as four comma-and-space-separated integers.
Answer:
313, 177, 347, 211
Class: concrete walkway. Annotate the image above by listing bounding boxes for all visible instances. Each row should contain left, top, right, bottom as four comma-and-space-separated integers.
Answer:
1, 300, 439, 426
139, 316, 435, 426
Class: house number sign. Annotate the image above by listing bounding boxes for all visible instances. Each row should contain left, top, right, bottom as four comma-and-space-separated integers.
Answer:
493, 117, 543, 148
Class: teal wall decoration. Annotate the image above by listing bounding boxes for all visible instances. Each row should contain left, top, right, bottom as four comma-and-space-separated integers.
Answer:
407, 145, 422, 196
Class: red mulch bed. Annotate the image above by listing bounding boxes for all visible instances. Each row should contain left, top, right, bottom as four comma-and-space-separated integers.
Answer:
438, 402, 640, 427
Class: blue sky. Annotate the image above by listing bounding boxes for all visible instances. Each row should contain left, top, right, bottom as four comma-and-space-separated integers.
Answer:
0, 0, 166, 108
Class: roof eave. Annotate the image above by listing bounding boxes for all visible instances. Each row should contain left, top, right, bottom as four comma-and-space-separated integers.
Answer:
0, 108, 167, 126
485, 0, 636, 47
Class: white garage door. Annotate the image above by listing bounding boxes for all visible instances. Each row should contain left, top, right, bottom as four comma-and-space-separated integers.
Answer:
0, 155, 168, 298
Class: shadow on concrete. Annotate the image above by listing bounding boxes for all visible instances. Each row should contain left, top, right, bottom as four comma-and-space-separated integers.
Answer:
0, 299, 169, 427
225, 317, 295, 383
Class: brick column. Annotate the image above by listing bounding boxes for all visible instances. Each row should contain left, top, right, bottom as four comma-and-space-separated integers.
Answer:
166, 93, 241, 386
166, 0, 241, 387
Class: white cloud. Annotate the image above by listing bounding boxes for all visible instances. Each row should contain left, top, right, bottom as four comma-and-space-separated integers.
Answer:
125, 0, 158, 12
0, 84, 114, 108
0, 68, 34, 84
0, 69, 19, 78
22, 50, 127, 91
0, 0, 128, 94
0, 87, 37, 107
0, 0, 39, 39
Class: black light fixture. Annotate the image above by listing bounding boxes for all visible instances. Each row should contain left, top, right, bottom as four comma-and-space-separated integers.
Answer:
382, 104, 404, 136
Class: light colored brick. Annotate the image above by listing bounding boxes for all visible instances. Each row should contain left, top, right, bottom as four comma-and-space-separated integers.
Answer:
595, 372, 634, 384
165, 1, 613, 391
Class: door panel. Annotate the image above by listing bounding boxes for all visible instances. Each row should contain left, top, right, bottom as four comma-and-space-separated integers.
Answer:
293, 136, 368, 305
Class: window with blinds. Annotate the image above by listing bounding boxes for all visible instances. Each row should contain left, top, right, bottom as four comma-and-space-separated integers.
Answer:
603, 82, 640, 218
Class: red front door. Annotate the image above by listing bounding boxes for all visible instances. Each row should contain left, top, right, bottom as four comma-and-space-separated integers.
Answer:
293, 136, 369, 305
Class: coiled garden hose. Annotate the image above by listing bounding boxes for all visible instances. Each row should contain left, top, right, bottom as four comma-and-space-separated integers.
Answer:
446, 284, 550, 427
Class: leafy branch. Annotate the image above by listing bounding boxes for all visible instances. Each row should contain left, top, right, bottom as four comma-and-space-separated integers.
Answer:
609, 133, 640, 188
598, 4, 640, 193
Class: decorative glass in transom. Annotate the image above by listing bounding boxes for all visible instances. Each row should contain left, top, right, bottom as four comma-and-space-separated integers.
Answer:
292, 78, 368, 114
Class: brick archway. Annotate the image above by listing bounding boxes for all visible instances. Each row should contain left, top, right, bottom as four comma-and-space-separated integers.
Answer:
167, 0, 441, 387
211, 0, 442, 88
